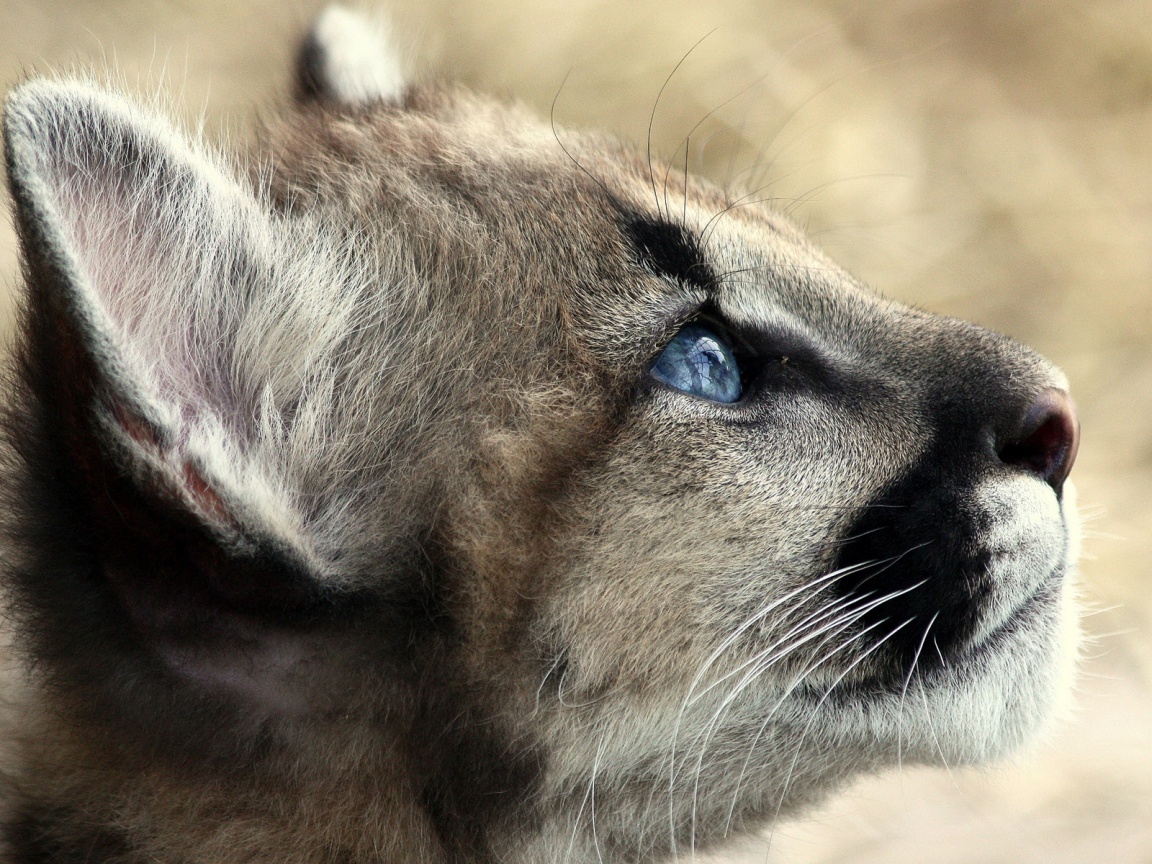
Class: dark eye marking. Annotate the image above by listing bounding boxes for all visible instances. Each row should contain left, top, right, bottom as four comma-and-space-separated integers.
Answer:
622, 214, 715, 291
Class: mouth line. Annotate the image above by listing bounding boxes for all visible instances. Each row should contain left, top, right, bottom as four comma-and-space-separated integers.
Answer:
806, 562, 1066, 703
907, 561, 1068, 690
948, 566, 1063, 664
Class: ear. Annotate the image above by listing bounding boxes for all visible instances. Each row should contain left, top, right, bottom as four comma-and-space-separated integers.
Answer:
295, 5, 406, 106
4, 80, 336, 709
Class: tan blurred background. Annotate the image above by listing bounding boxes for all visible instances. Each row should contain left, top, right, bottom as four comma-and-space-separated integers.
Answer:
1, 0, 1149, 861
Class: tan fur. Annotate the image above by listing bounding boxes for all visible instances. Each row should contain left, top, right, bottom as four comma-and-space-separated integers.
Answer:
0, 8, 1080, 863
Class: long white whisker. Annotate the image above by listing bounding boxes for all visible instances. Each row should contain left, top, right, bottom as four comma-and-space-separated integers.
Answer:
590, 735, 607, 864
682, 577, 928, 788
719, 616, 906, 835
665, 563, 865, 854
705, 616, 885, 841
683, 564, 869, 703
688, 589, 867, 706
563, 755, 596, 864
686, 579, 928, 848
697, 574, 929, 703
917, 660, 959, 790
897, 611, 940, 774
761, 617, 917, 861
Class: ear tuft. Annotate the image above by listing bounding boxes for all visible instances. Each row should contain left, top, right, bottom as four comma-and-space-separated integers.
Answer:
296, 5, 406, 106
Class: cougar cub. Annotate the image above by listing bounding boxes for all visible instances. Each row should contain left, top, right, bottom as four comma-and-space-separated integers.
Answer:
0, 6, 1080, 863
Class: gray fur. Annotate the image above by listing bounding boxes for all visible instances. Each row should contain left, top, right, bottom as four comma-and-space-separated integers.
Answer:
0, 7, 1079, 863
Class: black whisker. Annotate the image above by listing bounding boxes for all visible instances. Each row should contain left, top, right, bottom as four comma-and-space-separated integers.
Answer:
549, 68, 616, 203
648, 30, 715, 220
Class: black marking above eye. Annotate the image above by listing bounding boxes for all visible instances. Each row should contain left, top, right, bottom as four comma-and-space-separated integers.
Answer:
622, 215, 715, 290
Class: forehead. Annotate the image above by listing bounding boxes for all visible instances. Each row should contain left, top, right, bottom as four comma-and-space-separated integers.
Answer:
275, 86, 872, 347
561, 120, 880, 339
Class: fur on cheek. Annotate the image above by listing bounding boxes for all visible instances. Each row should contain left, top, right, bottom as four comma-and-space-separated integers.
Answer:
0, 5, 1081, 863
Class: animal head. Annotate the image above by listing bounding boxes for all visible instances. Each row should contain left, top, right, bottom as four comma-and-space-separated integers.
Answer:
1, 6, 1079, 862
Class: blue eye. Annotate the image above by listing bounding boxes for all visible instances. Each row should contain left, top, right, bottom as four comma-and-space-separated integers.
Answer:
650, 322, 742, 403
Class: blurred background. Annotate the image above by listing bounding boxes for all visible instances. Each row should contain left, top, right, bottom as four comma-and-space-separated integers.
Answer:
1, 0, 1149, 861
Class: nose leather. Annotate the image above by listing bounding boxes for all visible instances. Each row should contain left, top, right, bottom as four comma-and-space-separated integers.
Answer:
997, 388, 1079, 495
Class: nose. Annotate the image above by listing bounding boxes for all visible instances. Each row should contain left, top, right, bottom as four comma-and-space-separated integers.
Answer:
997, 388, 1079, 494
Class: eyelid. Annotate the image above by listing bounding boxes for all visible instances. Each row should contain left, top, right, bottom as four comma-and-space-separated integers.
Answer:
649, 301, 709, 362
714, 302, 827, 357
692, 310, 759, 359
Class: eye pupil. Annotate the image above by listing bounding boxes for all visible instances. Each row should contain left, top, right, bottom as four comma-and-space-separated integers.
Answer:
650, 323, 742, 403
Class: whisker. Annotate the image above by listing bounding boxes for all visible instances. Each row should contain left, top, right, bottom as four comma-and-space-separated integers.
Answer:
897, 611, 940, 773
549, 69, 615, 203
648, 30, 716, 221
917, 667, 959, 790
739, 45, 943, 196
666, 68, 777, 227
682, 577, 927, 848
723, 617, 912, 843
692, 578, 926, 753
699, 614, 882, 838
666, 563, 853, 857
589, 735, 608, 864
760, 617, 917, 861
682, 564, 871, 705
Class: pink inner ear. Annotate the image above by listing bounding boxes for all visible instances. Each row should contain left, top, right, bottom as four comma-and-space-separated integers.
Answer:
113, 399, 238, 530
181, 461, 235, 525
114, 402, 162, 448
52, 138, 236, 419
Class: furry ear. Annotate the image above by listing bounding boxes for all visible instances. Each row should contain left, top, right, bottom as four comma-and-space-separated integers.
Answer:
4, 80, 337, 709
295, 5, 406, 105
4, 79, 315, 561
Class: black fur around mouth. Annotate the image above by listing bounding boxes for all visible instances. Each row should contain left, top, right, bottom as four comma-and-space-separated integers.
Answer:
810, 567, 1062, 704
829, 414, 1036, 676
832, 465, 1065, 680
832, 486, 989, 673
828, 353, 1075, 677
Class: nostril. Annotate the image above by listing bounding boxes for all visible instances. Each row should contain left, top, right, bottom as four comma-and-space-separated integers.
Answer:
998, 388, 1080, 494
